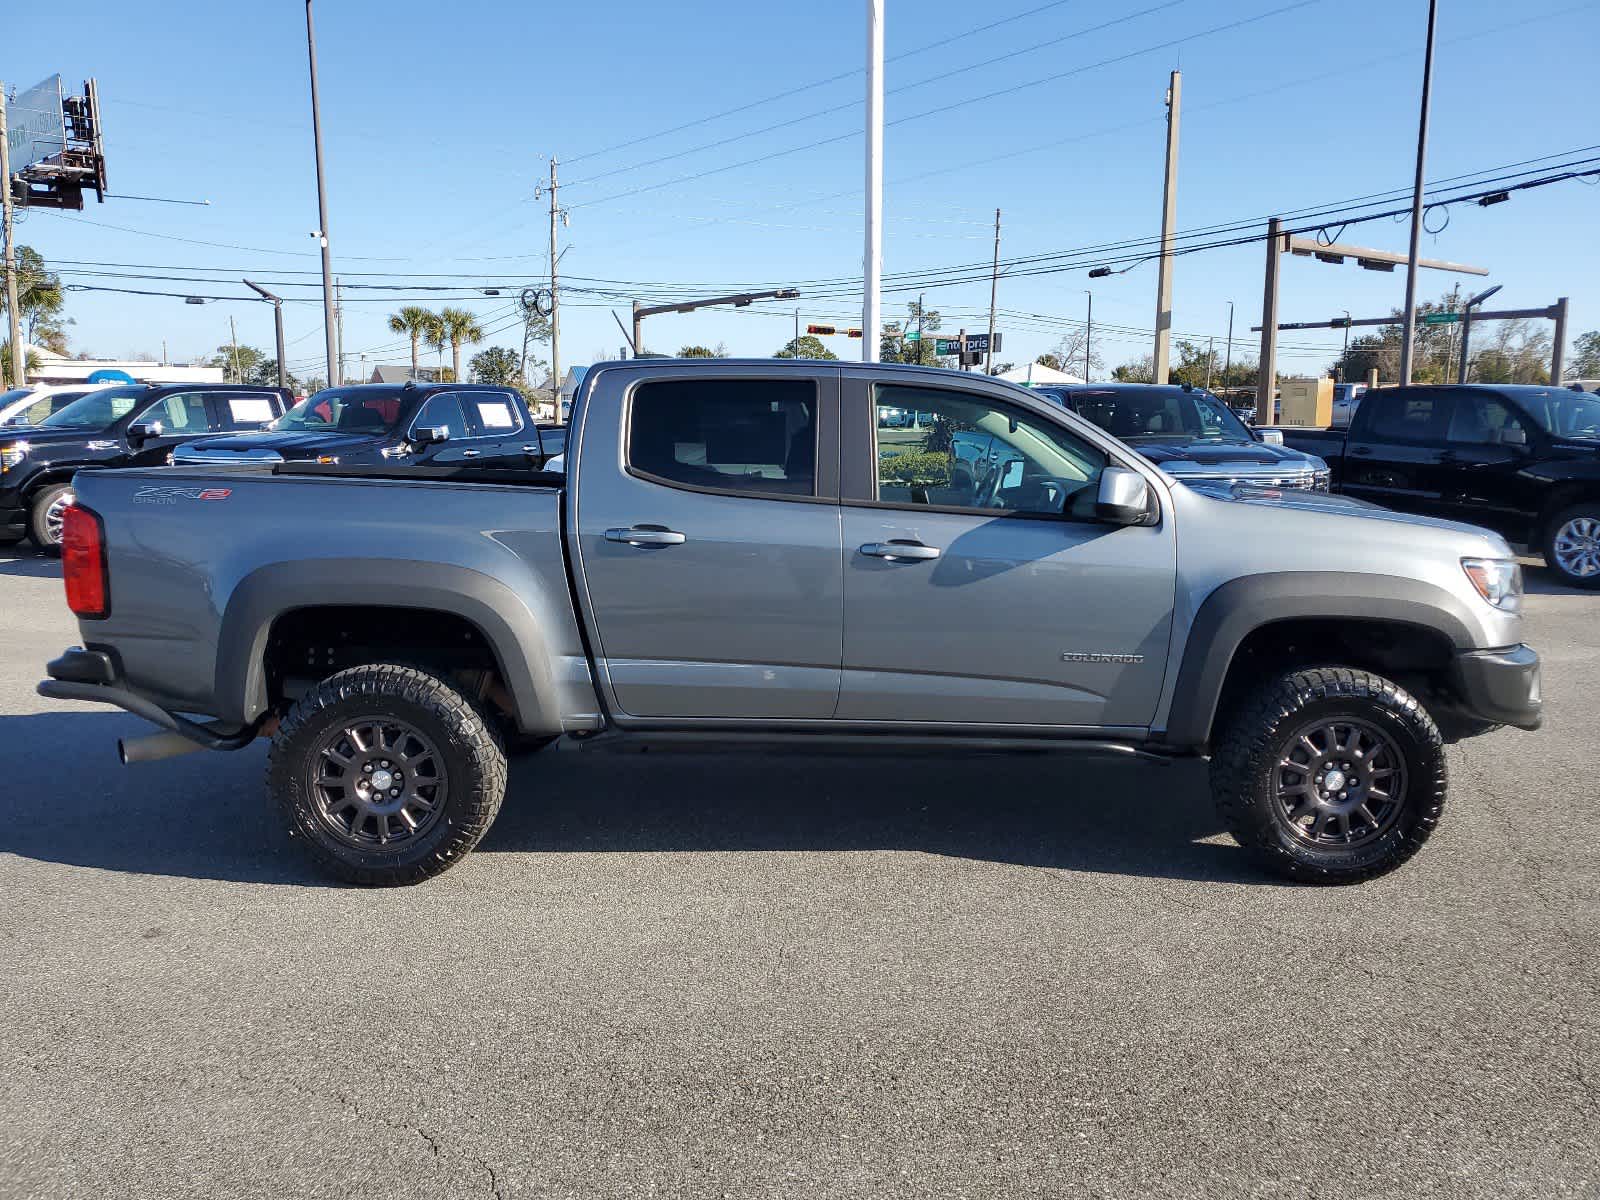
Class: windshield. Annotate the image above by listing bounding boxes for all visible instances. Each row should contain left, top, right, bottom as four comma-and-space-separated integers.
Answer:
1070, 387, 1254, 442
39, 386, 148, 430
1511, 388, 1600, 440
274, 387, 405, 433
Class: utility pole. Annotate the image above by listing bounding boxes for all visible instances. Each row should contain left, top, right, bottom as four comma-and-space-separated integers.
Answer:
794, 308, 800, 351
335, 277, 345, 383
228, 315, 242, 384
1153, 69, 1181, 384
1084, 290, 1093, 382
1399, 0, 1439, 385
162, 338, 169, 367
1205, 337, 1215, 390
985, 208, 1001, 374
547, 157, 562, 422
916, 292, 925, 365
863, 0, 884, 365
1224, 300, 1234, 385
244, 280, 288, 388
305, 0, 340, 387
0, 83, 24, 388
1256, 217, 1283, 423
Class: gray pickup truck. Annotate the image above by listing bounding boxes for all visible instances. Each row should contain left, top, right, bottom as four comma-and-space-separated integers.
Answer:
39, 359, 1541, 886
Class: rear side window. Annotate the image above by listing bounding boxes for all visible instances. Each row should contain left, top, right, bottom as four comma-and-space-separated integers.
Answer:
470, 394, 521, 435
1365, 391, 1447, 442
214, 393, 281, 430
628, 379, 817, 497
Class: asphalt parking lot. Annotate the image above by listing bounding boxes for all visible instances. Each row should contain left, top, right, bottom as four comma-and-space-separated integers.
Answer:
1, 544, 1596, 1200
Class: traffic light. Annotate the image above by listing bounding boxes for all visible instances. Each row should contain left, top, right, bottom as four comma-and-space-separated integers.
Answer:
846, 328, 863, 339
806, 324, 836, 336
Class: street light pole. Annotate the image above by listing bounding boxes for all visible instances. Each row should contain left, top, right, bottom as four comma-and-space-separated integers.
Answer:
1457, 283, 1502, 383
243, 279, 288, 388
1399, 0, 1439, 385
863, 0, 884, 365
304, 0, 339, 387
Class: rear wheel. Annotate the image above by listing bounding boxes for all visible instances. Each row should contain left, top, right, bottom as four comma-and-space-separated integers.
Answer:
268, 663, 508, 885
1543, 503, 1600, 590
28, 483, 74, 556
1211, 666, 1446, 884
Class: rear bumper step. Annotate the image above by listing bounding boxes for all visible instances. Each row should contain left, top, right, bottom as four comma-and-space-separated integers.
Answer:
39, 647, 259, 758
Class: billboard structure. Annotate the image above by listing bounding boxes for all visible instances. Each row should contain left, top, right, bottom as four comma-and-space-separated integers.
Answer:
5, 76, 107, 210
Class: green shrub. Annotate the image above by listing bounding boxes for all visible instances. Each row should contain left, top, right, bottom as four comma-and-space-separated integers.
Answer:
879, 450, 952, 486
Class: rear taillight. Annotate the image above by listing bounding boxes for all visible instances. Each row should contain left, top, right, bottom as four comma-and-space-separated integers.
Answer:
61, 503, 109, 619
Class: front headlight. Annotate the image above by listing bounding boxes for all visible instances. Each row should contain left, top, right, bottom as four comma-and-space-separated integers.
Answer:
0, 442, 27, 473
1462, 557, 1523, 613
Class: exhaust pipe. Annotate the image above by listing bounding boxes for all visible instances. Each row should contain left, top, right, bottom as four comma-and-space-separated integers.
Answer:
118, 730, 208, 765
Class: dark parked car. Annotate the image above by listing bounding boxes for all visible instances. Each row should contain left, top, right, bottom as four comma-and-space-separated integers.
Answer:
1281, 384, 1600, 588
173, 382, 563, 473
1034, 382, 1330, 490
0, 382, 290, 553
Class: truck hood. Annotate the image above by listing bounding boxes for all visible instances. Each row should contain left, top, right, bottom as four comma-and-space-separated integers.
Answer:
1187, 478, 1508, 542
184, 430, 387, 458
1127, 438, 1316, 470
0, 426, 113, 447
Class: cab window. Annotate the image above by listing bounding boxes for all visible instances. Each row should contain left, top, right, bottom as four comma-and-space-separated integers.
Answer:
411, 393, 470, 442
146, 392, 211, 433
628, 378, 817, 497
872, 384, 1106, 518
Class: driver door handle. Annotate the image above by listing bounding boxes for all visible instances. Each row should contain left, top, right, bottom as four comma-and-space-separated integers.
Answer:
605, 526, 687, 548
860, 541, 941, 561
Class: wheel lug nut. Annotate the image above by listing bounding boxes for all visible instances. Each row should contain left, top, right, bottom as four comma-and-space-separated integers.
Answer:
390, 788, 400, 798
363, 763, 373, 772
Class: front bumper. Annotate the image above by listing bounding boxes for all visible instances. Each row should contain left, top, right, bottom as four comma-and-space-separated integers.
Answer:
1451, 644, 1542, 731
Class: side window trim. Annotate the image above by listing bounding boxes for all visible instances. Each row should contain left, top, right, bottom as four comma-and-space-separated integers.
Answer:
408, 390, 523, 442
621, 374, 837, 503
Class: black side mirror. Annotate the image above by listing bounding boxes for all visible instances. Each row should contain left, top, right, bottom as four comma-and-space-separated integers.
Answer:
126, 420, 164, 447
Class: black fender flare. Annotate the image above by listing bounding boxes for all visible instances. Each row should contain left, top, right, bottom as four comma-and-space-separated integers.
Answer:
1160, 571, 1479, 750
214, 558, 569, 734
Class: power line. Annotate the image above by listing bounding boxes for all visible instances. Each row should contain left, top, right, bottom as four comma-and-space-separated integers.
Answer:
568, 1, 1318, 211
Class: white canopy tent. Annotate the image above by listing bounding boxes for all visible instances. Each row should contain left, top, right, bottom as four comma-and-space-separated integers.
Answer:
995, 362, 1086, 387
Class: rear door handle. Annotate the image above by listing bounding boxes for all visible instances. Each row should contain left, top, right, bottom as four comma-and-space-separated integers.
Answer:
521, 444, 540, 453
860, 541, 941, 561
462, 449, 481, 458
605, 526, 687, 548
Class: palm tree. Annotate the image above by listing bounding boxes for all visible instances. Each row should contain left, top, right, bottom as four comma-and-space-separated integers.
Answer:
432, 307, 486, 382
387, 306, 438, 380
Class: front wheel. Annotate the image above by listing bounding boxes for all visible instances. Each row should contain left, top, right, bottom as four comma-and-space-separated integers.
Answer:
1543, 503, 1600, 590
28, 483, 74, 556
268, 663, 508, 885
1211, 666, 1446, 884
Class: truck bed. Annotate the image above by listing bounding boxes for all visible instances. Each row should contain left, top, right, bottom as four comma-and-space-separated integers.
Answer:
67, 466, 595, 732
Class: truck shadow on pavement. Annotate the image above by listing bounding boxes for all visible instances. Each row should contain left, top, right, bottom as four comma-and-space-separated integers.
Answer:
0, 713, 1269, 887
0, 550, 61, 579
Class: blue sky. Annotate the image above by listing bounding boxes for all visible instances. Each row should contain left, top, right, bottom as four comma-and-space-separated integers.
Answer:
9, 0, 1599, 381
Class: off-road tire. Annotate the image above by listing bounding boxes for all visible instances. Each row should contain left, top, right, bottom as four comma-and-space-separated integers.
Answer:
1211, 666, 1447, 884
268, 663, 508, 885
28, 483, 73, 556
1542, 502, 1600, 590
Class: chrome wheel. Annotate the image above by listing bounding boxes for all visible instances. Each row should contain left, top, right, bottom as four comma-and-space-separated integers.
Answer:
1552, 516, 1600, 579
307, 717, 447, 850
43, 489, 75, 546
1273, 717, 1408, 849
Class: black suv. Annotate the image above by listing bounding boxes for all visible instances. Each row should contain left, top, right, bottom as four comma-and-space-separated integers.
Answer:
0, 382, 290, 552
173, 382, 564, 474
